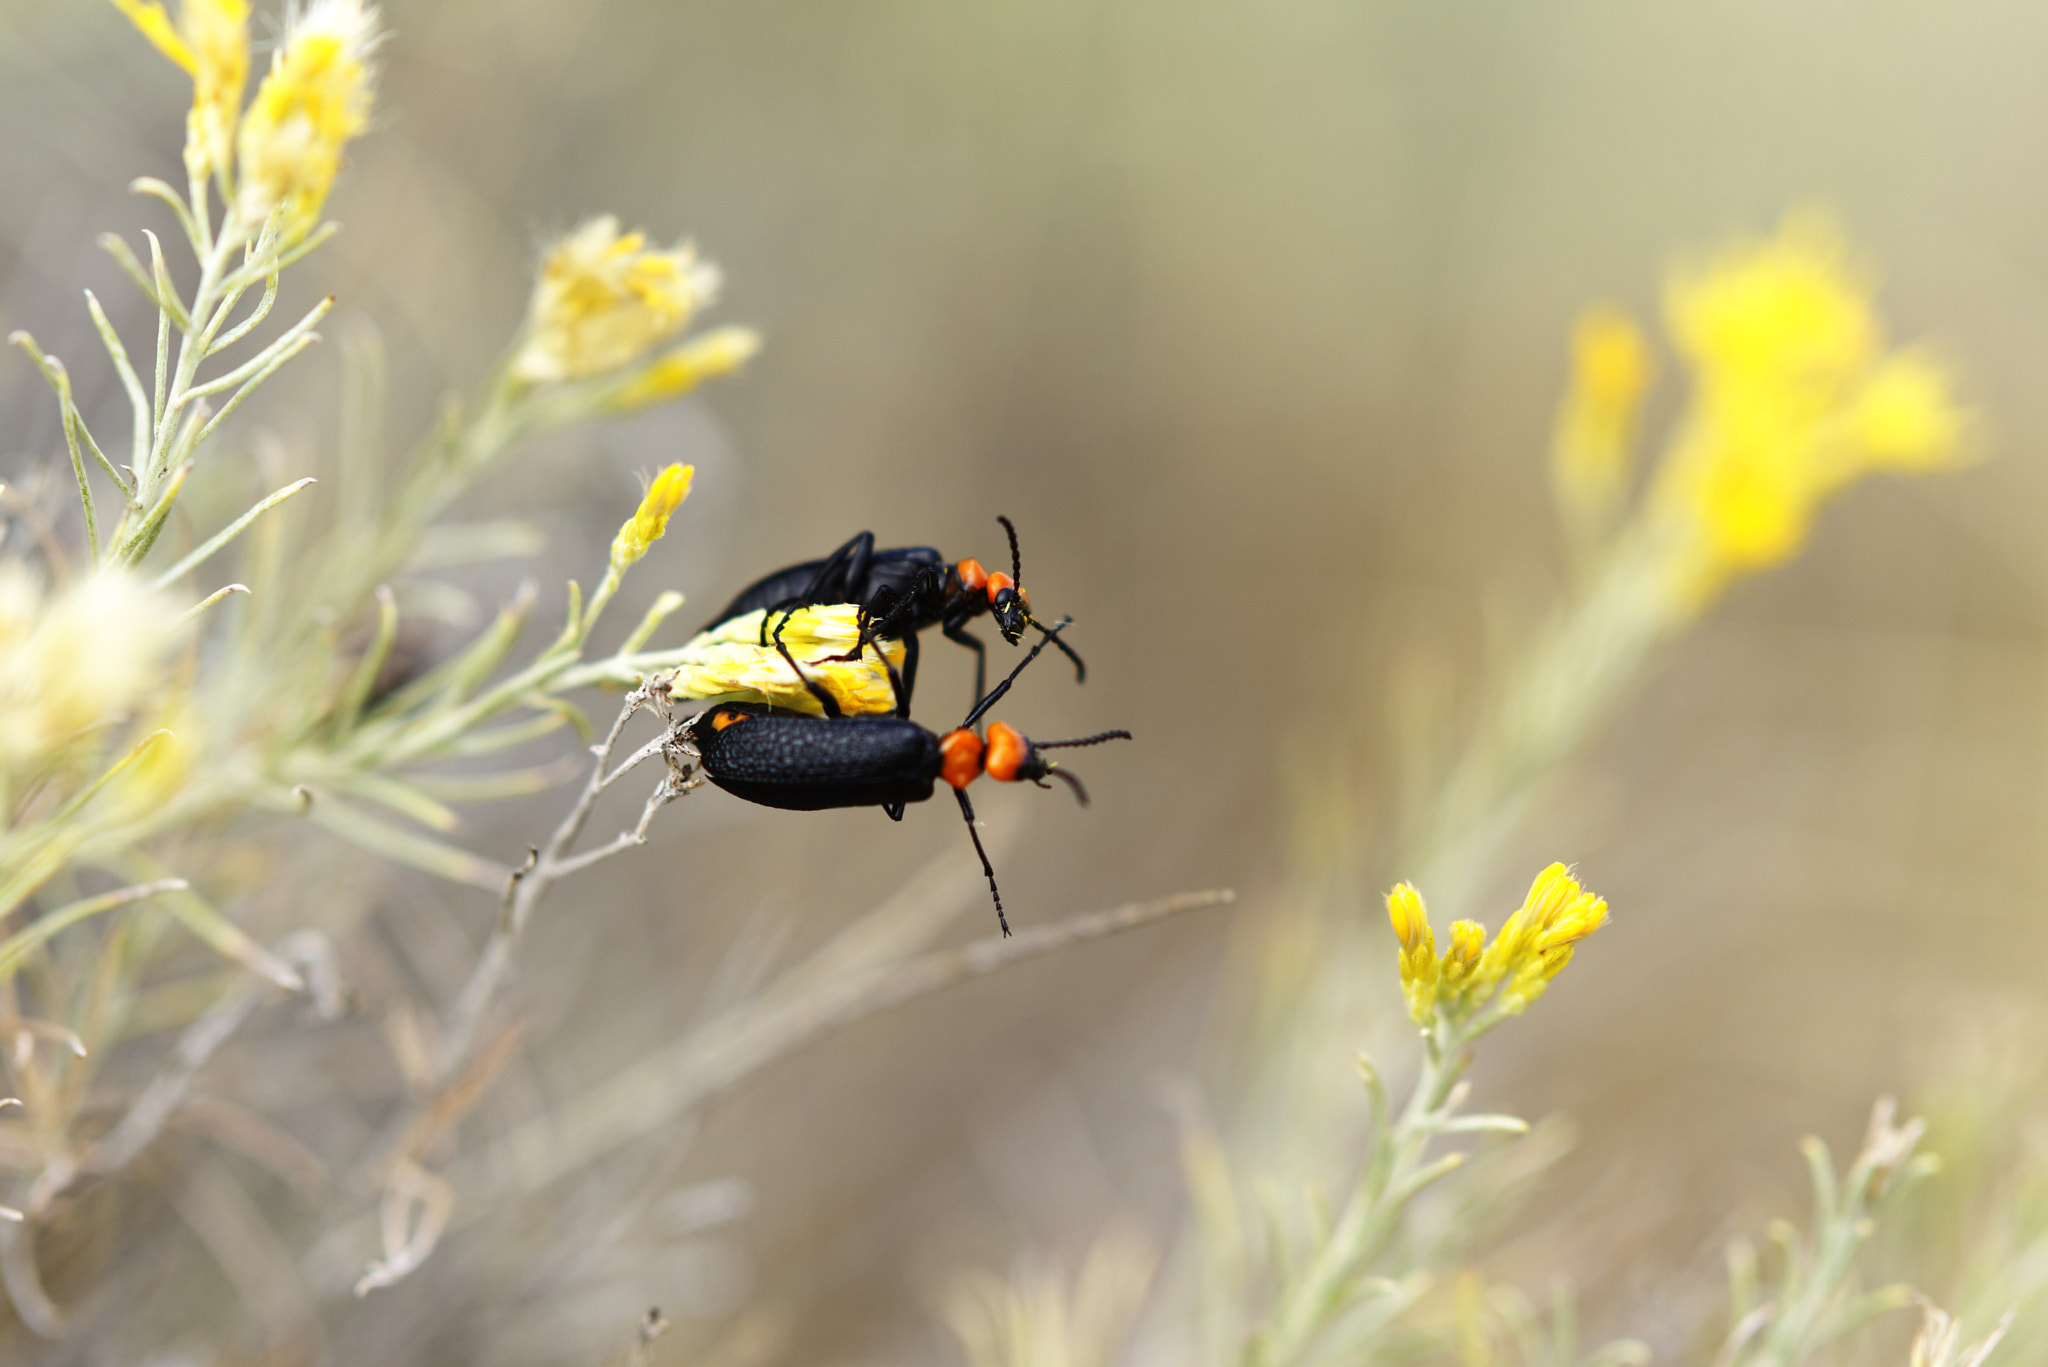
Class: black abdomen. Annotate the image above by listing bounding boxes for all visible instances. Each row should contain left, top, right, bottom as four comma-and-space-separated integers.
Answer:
689, 707, 940, 811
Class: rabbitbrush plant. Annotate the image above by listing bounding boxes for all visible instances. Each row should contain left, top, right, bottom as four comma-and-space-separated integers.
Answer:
0, 1, 1230, 1351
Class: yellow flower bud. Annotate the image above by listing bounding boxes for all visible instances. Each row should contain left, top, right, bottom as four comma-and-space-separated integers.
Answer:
1851, 352, 1967, 470
1535, 886, 1609, 954
1386, 880, 1431, 954
113, 0, 250, 182
1521, 862, 1577, 921
1438, 919, 1486, 999
1436, 864, 1613, 1026
609, 464, 694, 570
1552, 303, 1654, 528
1385, 881, 1440, 1025
609, 327, 763, 413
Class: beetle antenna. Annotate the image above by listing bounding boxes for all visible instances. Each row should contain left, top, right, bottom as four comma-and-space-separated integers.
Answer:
963, 617, 1074, 729
997, 514, 1022, 584
1029, 617, 1087, 682
954, 787, 1010, 936
1033, 729, 1131, 750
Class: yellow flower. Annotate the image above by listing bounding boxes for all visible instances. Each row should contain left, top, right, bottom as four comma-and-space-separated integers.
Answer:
1648, 210, 1969, 612
1387, 864, 1610, 1033
1439, 919, 1485, 995
1480, 862, 1609, 1017
669, 607, 908, 717
1552, 303, 1654, 529
0, 566, 182, 795
512, 216, 723, 384
1852, 352, 1967, 468
1666, 210, 1878, 392
112, 0, 250, 182
1386, 880, 1430, 953
608, 327, 763, 413
235, 0, 379, 240
1385, 881, 1438, 1024
610, 463, 694, 570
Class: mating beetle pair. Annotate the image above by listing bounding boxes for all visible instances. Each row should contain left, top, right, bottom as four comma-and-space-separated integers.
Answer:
702, 515, 1085, 719
681, 521, 1127, 935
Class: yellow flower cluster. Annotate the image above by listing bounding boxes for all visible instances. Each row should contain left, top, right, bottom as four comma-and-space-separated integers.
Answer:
115, 0, 379, 240
669, 608, 908, 717
1386, 864, 1609, 1030
1648, 211, 1968, 609
610, 463, 694, 571
0, 566, 180, 797
512, 217, 726, 384
1552, 304, 1655, 530
235, 0, 380, 240
112, 0, 249, 181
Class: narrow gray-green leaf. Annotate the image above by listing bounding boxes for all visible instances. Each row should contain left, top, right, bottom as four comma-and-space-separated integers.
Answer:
151, 477, 316, 589
82, 291, 147, 486
0, 880, 187, 982
306, 798, 503, 890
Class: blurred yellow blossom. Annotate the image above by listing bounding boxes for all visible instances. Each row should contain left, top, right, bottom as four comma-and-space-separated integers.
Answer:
670, 607, 908, 717
1552, 303, 1655, 530
1387, 863, 1609, 1033
235, 0, 379, 239
114, 707, 199, 820
608, 326, 763, 413
1853, 353, 1968, 466
1666, 211, 1877, 387
1386, 881, 1438, 1024
112, 0, 250, 182
513, 216, 724, 384
1648, 210, 1969, 611
944, 1224, 1158, 1367
610, 463, 694, 570
0, 566, 182, 798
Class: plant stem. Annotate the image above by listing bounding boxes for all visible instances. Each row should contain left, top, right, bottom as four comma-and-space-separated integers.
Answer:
1252, 1025, 1469, 1367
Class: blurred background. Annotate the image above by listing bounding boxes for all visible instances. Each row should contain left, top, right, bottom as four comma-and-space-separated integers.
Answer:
4, 1, 2047, 1362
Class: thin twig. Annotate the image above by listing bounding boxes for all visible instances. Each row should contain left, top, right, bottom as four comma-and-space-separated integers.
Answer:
477, 886, 1233, 1194
71, 976, 264, 1182
852, 889, 1236, 1022
53, 931, 322, 1204
432, 684, 681, 1078
545, 777, 678, 880
353, 1159, 453, 1296
0, 1220, 61, 1338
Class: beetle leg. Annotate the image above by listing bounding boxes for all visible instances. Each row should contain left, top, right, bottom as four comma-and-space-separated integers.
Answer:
953, 787, 1009, 937
943, 616, 989, 708
772, 608, 842, 717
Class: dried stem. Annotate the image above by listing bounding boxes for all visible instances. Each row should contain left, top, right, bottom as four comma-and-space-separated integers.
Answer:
432, 682, 693, 1081
854, 888, 1236, 1021
473, 885, 1233, 1195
